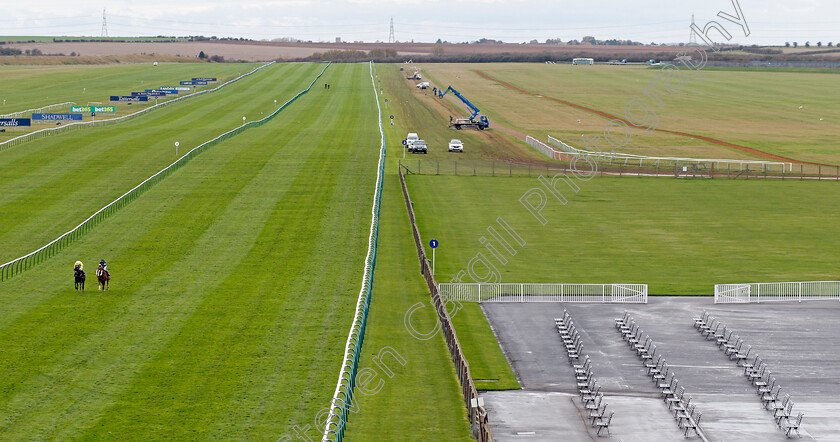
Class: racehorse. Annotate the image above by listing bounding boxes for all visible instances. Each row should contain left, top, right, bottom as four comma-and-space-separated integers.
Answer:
96, 265, 110, 291
74, 267, 85, 291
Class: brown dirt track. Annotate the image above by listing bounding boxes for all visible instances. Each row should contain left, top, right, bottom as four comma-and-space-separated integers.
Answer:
474, 70, 826, 166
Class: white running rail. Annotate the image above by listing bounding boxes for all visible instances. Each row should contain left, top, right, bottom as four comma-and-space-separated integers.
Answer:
1, 63, 329, 282
0, 101, 76, 118
440, 283, 648, 303
322, 62, 386, 442
0, 62, 275, 152
715, 281, 840, 303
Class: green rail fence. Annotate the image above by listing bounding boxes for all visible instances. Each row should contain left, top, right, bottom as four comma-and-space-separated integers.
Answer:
0, 62, 275, 153
323, 62, 385, 442
0, 62, 331, 282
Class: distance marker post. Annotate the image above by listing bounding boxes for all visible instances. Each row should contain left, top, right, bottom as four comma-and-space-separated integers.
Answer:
429, 239, 438, 276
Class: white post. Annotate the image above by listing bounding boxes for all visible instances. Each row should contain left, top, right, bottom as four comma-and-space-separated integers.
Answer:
432, 247, 435, 277
799, 282, 802, 302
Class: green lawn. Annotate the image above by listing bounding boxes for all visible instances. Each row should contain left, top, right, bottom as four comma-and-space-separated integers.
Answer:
0, 62, 380, 439
0, 62, 256, 123
342, 173, 475, 440
407, 174, 840, 296
0, 62, 314, 262
422, 63, 840, 165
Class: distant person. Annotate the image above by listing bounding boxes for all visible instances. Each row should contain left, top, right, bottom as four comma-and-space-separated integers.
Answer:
96, 259, 110, 291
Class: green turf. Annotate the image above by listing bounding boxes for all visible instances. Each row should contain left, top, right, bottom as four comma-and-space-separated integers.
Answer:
422, 63, 840, 166
406, 174, 840, 296
0, 62, 315, 262
342, 173, 475, 440
0, 62, 380, 439
0, 62, 256, 122
342, 66, 511, 439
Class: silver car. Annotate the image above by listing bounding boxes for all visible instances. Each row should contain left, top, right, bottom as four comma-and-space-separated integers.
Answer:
448, 139, 464, 152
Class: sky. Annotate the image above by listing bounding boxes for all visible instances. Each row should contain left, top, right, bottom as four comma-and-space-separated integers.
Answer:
2, 0, 838, 46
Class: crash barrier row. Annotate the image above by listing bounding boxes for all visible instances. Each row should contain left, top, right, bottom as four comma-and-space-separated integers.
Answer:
715, 281, 840, 303
546, 135, 789, 173
322, 62, 385, 442
555, 311, 614, 435
399, 164, 493, 441
0, 62, 275, 152
0, 63, 330, 282
0, 101, 77, 119
439, 283, 647, 303
693, 312, 804, 437
615, 312, 707, 440
525, 135, 838, 179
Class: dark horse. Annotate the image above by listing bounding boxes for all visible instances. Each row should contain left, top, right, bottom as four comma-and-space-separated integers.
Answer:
97, 265, 110, 291
74, 268, 85, 291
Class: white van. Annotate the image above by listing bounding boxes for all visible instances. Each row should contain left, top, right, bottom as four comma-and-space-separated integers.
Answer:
405, 133, 419, 150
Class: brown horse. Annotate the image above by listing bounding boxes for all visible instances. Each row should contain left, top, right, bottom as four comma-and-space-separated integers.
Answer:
96, 265, 110, 291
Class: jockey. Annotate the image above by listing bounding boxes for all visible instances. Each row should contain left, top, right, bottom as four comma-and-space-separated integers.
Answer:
74, 261, 83, 271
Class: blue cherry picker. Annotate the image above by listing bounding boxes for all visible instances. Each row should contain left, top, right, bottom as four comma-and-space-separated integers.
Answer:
437, 85, 490, 130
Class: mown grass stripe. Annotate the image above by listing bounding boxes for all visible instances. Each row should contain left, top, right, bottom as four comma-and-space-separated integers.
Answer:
0, 63, 330, 282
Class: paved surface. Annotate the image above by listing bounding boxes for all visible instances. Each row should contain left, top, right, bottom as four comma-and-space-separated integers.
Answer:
480, 297, 840, 441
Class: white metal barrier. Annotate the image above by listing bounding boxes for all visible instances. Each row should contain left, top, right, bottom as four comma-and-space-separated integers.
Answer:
439, 283, 647, 303
525, 136, 562, 160
715, 281, 840, 303
546, 135, 789, 172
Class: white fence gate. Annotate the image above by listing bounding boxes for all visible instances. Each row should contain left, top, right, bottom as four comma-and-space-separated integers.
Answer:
439, 283, 647, 303
715, 281, 840, 303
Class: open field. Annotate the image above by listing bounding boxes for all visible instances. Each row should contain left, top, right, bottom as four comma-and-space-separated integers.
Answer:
420, 63, 840, 165
3, 41, 697, 62
0, 62, 383, 439
406, 174, 840, 296
0, 62, 254, 128
0, 62, 304, 262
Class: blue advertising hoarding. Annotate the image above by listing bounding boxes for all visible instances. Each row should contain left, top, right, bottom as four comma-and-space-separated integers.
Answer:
132, 92, 166, 97
192, 77, 217, 82
111, 96, 149, 102
145, 89, 177, 94
180, 81, 208, 85
0, 118, 31, 127
161, 86, 191, 91
32, 113, 83, 121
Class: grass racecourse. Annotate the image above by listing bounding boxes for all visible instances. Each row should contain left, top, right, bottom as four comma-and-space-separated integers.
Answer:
3, 56, 840, 440
0, 63, 252, 116
422, 63, 840, 165
0, 62, 403, 439
0, 62, 299, 262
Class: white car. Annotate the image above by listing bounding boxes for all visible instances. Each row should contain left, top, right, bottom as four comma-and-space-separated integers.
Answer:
448, 139, 464, 152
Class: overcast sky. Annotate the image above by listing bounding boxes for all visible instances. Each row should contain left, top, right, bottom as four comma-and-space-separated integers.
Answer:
3, 0, 837, 45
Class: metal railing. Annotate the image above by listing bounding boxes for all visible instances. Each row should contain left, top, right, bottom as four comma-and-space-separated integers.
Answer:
0, 63, 274, 153
715, 281, 840, 303
0, 63, 330, 282
546, 135, 789, 172
440, 283, 648, 303
0, 101, 76, 118
323, 62, 385, 442
399, 165, 492, 442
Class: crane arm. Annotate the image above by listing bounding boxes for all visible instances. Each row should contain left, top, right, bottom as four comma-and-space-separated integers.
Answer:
438, 86, 480, 120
